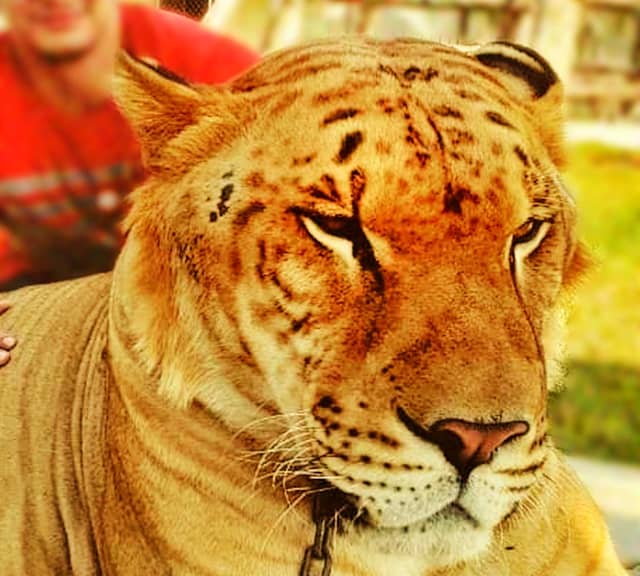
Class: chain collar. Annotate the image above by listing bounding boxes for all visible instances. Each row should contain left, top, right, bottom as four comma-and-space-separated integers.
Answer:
299, 490, 342, 576
299, 514, 333, 576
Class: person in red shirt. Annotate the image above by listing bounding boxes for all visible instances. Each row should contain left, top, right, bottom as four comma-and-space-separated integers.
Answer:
0, 0, 260, 365
0, 0, 259, 291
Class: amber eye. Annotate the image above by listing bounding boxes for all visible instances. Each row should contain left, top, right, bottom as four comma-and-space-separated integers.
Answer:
298, 211, 379, 273
509, 218, 552, 271
512, 218, 547, 246
305, 214, 360, 243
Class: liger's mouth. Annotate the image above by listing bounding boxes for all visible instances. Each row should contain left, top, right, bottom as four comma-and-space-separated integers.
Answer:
314, 481, 478, 533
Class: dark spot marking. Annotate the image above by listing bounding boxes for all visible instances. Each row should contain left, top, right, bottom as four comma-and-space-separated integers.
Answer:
415, 151, 430, 167
377, 98, 395, 115
291, 313, 311, 333
359, 401, 369, 409
505, 546, 515, 551
443, 183, 480, 215
423, 67, 439, 81
255, 240, 267, 280
323, 108, 361, 126
486, 111, 514, 128
321, 174, 340, 200
368, 432, 378, 440
403, 66, 421, 80
336, 131, 363, 164
292, 154, 317, 167
328, 422, 340, 431
445, 129, 475, 146
360, 455, 372, 464
246, 171, 265, 188
233, 202, 265, 228
303, 174, 341, 202
318, 395, 335, 408
432, 105, 462, 119
209, 212, 218, 223
350, 168, 366, 205
454, 89, 482, 101
380, 434, 396, 446
514, 145, 530, 167
222, 170, 233, 179
330, 405, 342, 414
348, 428, 359, 437
271, 274, 293, 301
306, 185, 332, 202
217, 183, 234, 217
378, 64, 400, 81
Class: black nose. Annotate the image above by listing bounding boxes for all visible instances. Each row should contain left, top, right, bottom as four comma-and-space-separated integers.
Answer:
397, 407, 529, 477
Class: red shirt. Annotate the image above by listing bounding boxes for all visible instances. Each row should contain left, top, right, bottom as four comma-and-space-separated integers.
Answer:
0, 4, 259, 290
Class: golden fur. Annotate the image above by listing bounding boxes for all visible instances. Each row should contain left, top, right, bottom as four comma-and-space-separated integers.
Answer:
0, 38, 625, 575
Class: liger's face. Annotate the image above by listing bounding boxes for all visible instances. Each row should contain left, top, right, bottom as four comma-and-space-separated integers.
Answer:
6, 0, 114, 62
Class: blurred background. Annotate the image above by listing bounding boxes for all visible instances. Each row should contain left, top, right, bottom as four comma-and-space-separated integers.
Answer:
1, 0, 639, 568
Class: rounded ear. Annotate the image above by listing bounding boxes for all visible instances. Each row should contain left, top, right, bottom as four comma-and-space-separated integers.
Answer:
469, 42, 565, 166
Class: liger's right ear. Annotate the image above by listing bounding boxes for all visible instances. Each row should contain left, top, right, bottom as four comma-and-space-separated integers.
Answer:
113, 52, 204, 169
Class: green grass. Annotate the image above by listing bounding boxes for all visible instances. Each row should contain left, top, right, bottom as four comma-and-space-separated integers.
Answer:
548, 142, 640, 464
550, 362, 640, 463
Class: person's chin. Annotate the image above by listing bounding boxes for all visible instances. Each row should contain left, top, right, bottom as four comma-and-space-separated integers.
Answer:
27, 14, 96, 63
35, 32, 96, 64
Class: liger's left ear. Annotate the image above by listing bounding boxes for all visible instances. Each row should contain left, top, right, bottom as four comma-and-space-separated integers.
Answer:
470, 42, 565, 166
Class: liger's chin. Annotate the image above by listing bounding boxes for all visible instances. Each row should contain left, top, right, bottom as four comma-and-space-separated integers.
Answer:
342, 501, 493, 568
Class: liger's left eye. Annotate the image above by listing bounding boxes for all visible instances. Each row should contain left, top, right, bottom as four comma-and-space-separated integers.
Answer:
510, 218, 552, 267
513, 219, 546, 245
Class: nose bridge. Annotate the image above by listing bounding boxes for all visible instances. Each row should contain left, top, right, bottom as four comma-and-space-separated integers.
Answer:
388, 278, 545, 423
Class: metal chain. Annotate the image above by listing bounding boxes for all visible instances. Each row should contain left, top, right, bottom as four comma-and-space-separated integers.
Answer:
299, 495, 336, 576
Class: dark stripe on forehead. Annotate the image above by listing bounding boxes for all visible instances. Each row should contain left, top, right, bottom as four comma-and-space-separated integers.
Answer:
312, 80, 380, 105
268, 61, 344, 86
441, 59, 508, 91
350, 168, 366, 204
514, 146, 530, 167
322, 108, 361, 126
432, 105, 463, 119
486, 111, 515, 129
335, 131, 363, 164
233, 202, 266, 229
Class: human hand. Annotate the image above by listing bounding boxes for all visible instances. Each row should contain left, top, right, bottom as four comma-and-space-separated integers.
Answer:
0, 301, 16, 366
